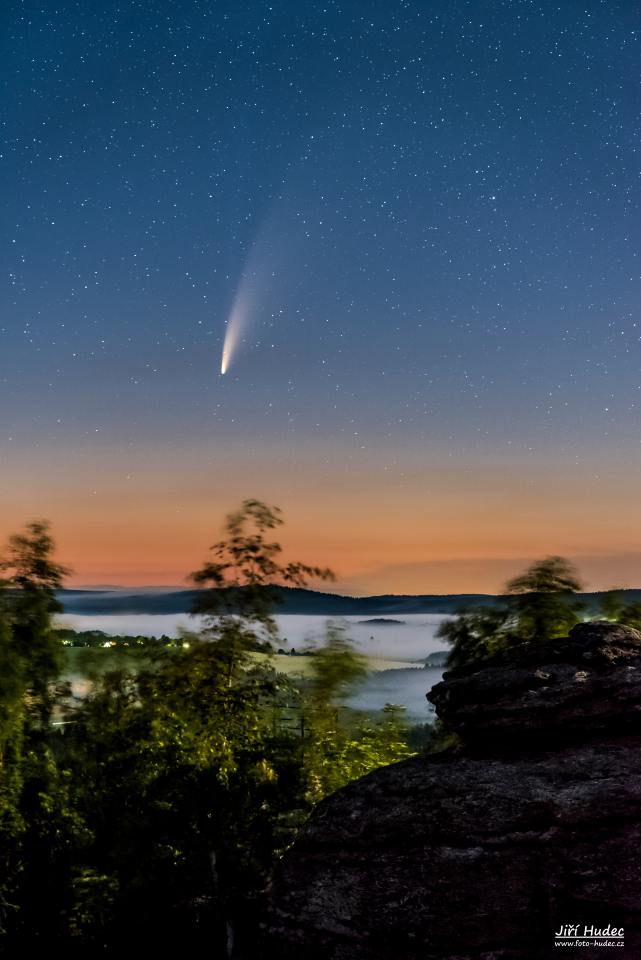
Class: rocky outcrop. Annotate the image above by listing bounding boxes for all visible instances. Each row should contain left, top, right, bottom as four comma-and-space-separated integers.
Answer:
264, 622, 641, 959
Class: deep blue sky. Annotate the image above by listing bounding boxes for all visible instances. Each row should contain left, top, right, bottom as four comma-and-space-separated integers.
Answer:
2, 0, 641, 589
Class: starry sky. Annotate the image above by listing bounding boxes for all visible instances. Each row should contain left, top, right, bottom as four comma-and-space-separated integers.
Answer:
2, 0, 641, 593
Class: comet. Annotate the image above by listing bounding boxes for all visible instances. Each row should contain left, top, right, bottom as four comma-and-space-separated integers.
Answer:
220, 286, 251, 375
220, 221, 279, 375
219, 198, 298, 374
219, 255, 270, 375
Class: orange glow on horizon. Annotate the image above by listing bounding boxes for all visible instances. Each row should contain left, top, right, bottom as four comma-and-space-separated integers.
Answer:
4, 440, 641, 595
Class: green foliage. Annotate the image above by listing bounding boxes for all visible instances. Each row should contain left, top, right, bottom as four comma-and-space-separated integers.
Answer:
616, 603, 641, 630
439, 555, 583, 670
437, 605, 514, 671
0, 522, 86, 943
300, 622, 415, 803
306, 620, 368, 703
504, 555, 583, 644
1, 520, 70, 708
599, 589, 625, 622
57, 647, 298, 951
0, 610, 25, 749
190, 498, 334, 640
53, 517, 416, 951
600, 590, 641, 631
504, 555, 582, 596
0, 504, 418, 953
303, 700, 415, 802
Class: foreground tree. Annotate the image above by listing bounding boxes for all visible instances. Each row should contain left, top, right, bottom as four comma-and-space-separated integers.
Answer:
56, 501, 415, 955
0, 504, 418, 954
599, 589, 641, 632
58, 500, 333, 952
439, 556, 583, 670
437, 604, 514, 672
190, 498, 334, 640
1, 520, 70, 712
300, 622, 414, 802
0, 522, 82, 943
504, 555, 582, 643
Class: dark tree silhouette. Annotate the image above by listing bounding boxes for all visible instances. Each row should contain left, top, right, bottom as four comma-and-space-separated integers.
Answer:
439, 555, 583, 669
504, 555, 582, 644
190, 498, 334, 640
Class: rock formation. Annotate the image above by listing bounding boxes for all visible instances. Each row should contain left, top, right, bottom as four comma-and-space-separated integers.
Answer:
264, 621, 641, 959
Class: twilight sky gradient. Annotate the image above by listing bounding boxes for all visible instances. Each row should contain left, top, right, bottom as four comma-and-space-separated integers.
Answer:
2, 0, 641, 593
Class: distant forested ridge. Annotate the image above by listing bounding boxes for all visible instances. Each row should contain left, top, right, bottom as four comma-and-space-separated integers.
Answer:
57, 585, 641, 616
57, 586, 495, 615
